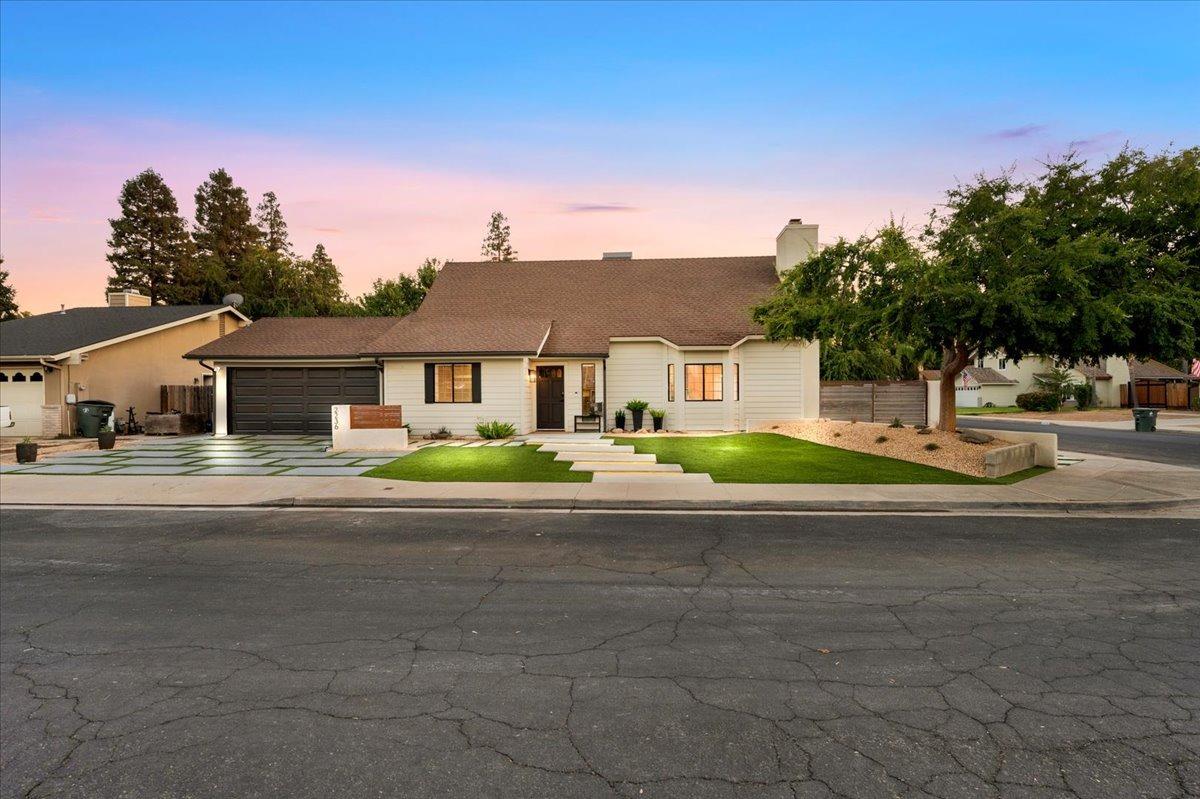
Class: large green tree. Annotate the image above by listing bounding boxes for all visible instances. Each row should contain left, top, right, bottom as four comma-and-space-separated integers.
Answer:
754, 148, 1200, 432
0, 257, 18, 319
481, 211, 517, 262
255, 190, 291, 255
358, 257, 441, 316
189, 168, 260, 301
104, 169, 193, 304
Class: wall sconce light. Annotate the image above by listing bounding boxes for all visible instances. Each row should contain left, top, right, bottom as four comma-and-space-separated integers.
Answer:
526, 369, 537, 383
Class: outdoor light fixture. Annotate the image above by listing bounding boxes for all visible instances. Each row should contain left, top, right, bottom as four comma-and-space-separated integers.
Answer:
527, 369, 537, 383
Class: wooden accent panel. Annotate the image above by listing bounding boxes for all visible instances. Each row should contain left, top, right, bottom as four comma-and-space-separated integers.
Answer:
161, 384, 214, 417
349, 405, 403, 429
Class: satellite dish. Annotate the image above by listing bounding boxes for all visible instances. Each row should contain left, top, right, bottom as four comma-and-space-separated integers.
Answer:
222, 293, 244, 307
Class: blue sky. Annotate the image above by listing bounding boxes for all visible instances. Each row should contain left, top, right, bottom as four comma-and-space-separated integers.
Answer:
2, 1, 1197, 310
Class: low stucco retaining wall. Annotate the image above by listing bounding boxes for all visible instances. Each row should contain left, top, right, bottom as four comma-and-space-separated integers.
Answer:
985, 442, 1037, 478
964, 427, 1058, 468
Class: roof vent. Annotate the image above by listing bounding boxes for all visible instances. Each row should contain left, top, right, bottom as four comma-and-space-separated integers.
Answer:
602, 251, 632, 260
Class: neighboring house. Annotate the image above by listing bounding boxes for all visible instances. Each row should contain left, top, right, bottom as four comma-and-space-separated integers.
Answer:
0, 291, 248, 437
952, 366, 1019, 408
186, 220, 822, 436
1126, 358, 1199, 409
974, 353, 1198, 409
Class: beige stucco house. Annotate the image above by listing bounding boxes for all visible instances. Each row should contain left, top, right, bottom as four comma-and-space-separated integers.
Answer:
973, 354, 1131, 407
0, 291, 247, 437
187, 220, 822, 436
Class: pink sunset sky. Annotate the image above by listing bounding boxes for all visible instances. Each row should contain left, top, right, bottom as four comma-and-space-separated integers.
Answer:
2, 3, 1195, 314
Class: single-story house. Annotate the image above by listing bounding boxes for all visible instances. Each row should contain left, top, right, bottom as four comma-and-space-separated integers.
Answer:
186, 220, 822, 436
952, 366, 1019, 408
1124, 358, 1199, 409
0, 291, 248, 437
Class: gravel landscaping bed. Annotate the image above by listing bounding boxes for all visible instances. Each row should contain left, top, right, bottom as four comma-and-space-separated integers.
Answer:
766, 419, 1010, 478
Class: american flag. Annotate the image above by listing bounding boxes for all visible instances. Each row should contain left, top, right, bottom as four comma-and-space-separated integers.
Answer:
1191, 359, 1200, 378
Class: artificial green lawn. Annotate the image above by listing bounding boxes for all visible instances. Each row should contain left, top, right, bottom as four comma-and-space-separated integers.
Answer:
957, 405, 1025, 415
364, 444, 590, 482
613, 433, 1047, 485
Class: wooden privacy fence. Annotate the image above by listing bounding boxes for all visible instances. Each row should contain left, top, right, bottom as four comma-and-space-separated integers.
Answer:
820, 380, 927, 426
1121, 381, 1198, 409
161, 384, 214, 417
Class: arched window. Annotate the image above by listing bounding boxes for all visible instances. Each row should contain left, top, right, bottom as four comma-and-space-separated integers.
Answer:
12, 372, 26, 382
31, 372, 44, 382
0, 373, 8, 382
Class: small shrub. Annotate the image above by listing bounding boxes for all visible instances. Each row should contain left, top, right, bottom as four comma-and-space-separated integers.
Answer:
875, 435, 889, 444
649, 408, 666, 421
426, 426, 452, 440
889, 417, 903, 428
614, 410, 626, 429
625, 399, 649, 412
475, 420, 516, 439
1016, 391, 1060, 412
1072, 382, 1095, 410
984, 401, 995, 408
924, 442, 940, 451
832, 431, 841, 438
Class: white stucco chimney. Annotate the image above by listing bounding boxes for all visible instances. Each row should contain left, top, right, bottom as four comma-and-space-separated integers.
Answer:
775, 218, 819, 278
107, 289, 152, 307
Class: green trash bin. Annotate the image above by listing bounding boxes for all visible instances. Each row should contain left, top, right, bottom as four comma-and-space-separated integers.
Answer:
76, 400, 116, 437
1132, 407, 1158, 432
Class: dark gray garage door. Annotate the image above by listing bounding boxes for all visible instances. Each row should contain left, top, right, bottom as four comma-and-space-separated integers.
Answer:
229, 367, 379, 434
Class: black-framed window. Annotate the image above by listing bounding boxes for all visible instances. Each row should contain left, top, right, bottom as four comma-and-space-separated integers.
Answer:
667, 363, 675, 402
685, 363, 722, 401
425, 362, 481, 403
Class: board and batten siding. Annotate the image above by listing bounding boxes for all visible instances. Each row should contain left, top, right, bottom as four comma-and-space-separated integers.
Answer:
383, 357, 528, 436
739, 339, 818, 428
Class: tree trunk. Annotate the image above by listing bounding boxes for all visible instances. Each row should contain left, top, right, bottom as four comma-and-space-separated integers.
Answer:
937, 343, 972, 432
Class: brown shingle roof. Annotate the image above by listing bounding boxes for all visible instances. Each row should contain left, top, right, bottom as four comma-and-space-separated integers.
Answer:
1073, 363, 1112, 380
1128, 358, 1195, 380
962, 366, 1017, 385
365, 256, 780, 356
185, 317, 397, 360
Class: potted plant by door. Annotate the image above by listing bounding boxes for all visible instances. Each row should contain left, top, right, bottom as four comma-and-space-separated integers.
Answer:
15, 437, 38, 464
650, 408, 666, 432
97, 430, 117, 450
613, 410, 626, 432
625, 399, 649, 431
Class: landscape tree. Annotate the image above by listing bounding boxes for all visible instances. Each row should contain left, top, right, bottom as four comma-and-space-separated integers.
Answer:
255, 191, 291, 255
0, 257, 18, 319
481, 211, 517, 262
104, 169, 193, 304
753, 148, 1200, 432
358, 257, 441, 316
189, 168, 260, 301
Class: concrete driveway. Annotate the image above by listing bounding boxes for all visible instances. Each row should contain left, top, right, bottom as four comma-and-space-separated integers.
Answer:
0, 434, 406, 477
2, 508, 1197, 798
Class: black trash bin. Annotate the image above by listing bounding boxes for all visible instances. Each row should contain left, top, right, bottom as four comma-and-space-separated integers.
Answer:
76, 400, 116, 437
1131, 407, 1158, 433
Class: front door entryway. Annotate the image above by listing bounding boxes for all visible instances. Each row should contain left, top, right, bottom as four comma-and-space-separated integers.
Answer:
536, 366, 565, 429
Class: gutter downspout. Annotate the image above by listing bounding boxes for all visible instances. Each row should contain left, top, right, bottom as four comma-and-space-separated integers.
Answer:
198, 360, 218, 433
375, 358, 386, 404
37, 359, 64, 437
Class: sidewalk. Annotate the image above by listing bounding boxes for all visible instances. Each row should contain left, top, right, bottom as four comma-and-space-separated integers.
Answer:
2, 451, 1197, 513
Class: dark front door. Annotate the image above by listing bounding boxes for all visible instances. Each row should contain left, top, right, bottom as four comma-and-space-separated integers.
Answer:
229, 366, 379, 434
536, 366, 565, 429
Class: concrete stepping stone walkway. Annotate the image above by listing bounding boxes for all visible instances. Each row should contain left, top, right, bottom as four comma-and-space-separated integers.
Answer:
520, 433, 713, 483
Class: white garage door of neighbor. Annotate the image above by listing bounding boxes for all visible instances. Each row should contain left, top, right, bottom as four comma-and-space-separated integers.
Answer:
0, 369, 46, 437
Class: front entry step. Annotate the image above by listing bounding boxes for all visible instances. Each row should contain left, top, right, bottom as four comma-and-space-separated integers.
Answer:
590, 471, 714, 483
552, 451, 655, 462
569, 461, 683, 473
537, 443, 630, 453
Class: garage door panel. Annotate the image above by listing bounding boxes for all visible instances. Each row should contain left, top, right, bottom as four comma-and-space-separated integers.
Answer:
229, 367, 379, 434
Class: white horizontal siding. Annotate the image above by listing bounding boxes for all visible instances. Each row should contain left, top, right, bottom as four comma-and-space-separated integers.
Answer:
739, 340, 815, 427
606, 342, 671, 430
383, 358, 526, 436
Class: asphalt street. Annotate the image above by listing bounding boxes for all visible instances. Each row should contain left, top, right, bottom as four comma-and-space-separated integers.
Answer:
963, 416, 1200, 468
2, 508, 1198, 798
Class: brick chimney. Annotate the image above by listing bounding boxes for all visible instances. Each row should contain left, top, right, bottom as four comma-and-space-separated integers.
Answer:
775, 219, 819, 278
107, 289, 152, 307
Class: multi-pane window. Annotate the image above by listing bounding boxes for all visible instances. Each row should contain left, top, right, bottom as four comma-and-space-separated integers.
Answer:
685, 364, 722, 401
667, 364, 675, 402
999, 358, 1008, 370
434, 363, 473, 403
581, 363, 596, 414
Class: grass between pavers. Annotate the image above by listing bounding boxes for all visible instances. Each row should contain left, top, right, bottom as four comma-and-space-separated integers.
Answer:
364, 444, 591, 482
613, 433, 1048, 485
957, 406, 1025, 415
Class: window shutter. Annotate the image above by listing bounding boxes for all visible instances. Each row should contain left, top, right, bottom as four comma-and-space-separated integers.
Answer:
471, 363, 482, 403
424, 363, 435, 403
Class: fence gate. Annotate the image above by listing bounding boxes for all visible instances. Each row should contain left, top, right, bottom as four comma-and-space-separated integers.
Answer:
819, 381, 927, 426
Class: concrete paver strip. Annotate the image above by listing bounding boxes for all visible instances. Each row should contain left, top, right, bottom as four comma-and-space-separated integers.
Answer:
191, 466, 289, 476
105, 465, 202, 475
279, 466, 377, 476
24, 464, 120, 474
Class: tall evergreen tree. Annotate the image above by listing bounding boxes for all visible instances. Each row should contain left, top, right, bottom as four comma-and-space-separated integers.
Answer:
104, 169, 193, 304
481, 211, 517, 261
0, 257, 18, 319
297, 244, 347, 316
255, 191, 291, 255
190, 168, 260, 301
